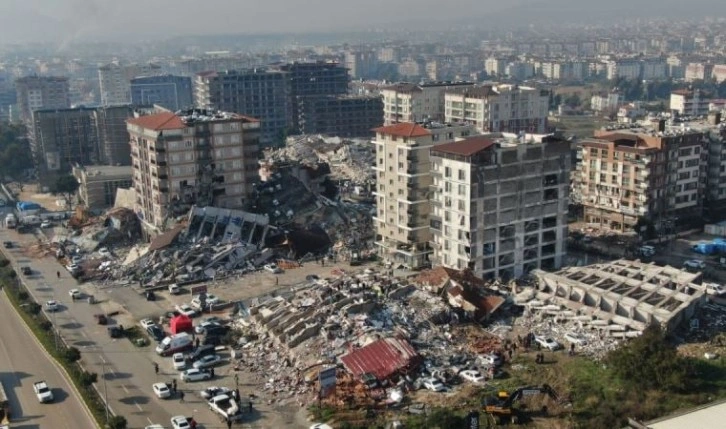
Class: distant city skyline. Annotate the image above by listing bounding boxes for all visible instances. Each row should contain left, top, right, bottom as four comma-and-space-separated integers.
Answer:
0, 0, 724, 45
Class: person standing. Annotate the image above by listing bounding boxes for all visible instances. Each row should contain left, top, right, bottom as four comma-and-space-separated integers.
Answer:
153, 362, 159, 375
179, 391, 185, 402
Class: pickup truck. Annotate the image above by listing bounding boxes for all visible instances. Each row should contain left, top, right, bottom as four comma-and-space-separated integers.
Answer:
33, 381, 54, 403
208, 393, 245, 422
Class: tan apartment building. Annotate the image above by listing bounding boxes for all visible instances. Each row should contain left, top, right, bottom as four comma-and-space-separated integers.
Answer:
372, 121, 476, 269
381, 81, 475, 125
127, 109, 260, 230
99, 62, 161, 106
15, 76, 70, 123
579, 126, 706, 231
444, 84, 549, 134
72, 165, 133, 209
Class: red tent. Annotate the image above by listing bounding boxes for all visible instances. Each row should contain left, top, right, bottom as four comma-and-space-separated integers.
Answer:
170, 314, 193, 334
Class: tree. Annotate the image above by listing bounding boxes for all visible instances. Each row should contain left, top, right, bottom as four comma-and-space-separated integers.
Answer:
52, 174, 80, 209
106, 415, 127, 429
606, 324, 692, 392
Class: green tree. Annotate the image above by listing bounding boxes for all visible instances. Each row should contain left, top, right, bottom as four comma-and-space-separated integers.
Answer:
607, 324, 692, 392
106, 415, 127, 429
52, 174, 80, 209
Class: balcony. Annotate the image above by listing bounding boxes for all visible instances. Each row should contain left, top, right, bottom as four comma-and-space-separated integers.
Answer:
154, 146, 166, 153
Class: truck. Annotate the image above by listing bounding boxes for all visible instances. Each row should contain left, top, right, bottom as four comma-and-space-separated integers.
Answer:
208, 392, 245, 422
33, 381, 54, 403
4, 214, 16, 229
0, 381, 10, 428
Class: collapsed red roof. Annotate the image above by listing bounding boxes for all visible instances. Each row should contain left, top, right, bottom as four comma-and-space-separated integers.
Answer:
340, 337, 420, 380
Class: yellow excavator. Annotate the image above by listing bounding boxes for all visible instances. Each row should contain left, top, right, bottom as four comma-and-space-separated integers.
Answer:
483, 384, 562, 424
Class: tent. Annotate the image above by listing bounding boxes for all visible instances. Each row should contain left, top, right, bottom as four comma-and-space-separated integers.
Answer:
170, 314, 193, 334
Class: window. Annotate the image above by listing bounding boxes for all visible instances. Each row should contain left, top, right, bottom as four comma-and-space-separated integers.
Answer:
445, 182, 452, 192
444, 167, 451, 178
458, 169, 465, 180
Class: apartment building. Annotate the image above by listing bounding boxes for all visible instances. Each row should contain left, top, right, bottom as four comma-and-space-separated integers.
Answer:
484, 58, 506, 77
195, 69, 289, 148
444, 85, 549, 134
72, 165, 133, 209
591, 92, 621, 113
297, 95, 382, 137
685, 63, 714, 82
15, 76, 70, 123
98, 62, 162, 106
126, 109, 260, 230
30, 107, 100, 182
94, 104, 135, 166
430, 133, 571, 279
705, 117, 726, 217
606, 60, 641, 80
579, 126, 707, 231
381, 81, 475, 125
344, 50, 378, 80
670, 89, 710, 116
130, 75, 193, 111
372, 122, 476, 269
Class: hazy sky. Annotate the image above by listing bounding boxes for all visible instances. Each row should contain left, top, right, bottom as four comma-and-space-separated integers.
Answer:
0, 0, 720, 45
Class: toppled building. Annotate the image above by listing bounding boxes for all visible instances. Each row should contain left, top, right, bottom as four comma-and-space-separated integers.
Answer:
187, 206, 271, 245
531, 259, 708, 333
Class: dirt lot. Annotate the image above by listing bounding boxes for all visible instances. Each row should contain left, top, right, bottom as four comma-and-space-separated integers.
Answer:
8, 182, 67, 211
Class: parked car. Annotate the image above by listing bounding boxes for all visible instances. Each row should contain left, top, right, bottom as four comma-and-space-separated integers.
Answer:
172, 353, 186, 370
564, 332, 588, 346
168, 284, 181, 295
40, 220, 52, 228
479, 353, 502, 367
200, 386, 231, 400
68, 289, 82, 299
175, 304, 197, 318
152, 382, 171, 399
704, 282, 726, 296
71, 255, 84, 264
66, 263, 81, 273
187, 345, 216, 362
45, 300, 59, 312
170, 416, 191, 429
21, 266, 32, 275
195, 321, 221, 335
459, 369, 486, 383
3, 241, 13, 248
193, 354, 222, 369
639, 245, 656, 257
264, 263, 282, 273
147, 325, 165, 342
145, 291, 156, 301
422, 377, 446, 392
140, 318, 156, 330
179, 368, 212, 382
98, 247, 112, 258
535, 336, 562, 351
95, 314, 108, 325
684, 259, 707, 270
108, 326, 124, 338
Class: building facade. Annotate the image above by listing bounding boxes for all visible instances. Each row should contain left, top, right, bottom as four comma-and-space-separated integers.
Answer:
95, 104, 134, 166
372, 122, 476, 269
127, 109, 260, 230
99, 62, 162, 106
72, 165, 133, 209
381, 81, 475, 125
444, 85, 549, 134
15, 76, 70, 123
195, 69, 289, 148
430, 133, 571, 279
297, 95, 383, 137
130, 75, 193, 111
670, 89, 710, 116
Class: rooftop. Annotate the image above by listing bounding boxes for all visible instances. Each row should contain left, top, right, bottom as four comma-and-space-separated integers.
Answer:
373, 123, 431, 138
340, 337, 420, 380
431, 136, 495, 157
127, 109, 258, 131
76, 165, 132, 179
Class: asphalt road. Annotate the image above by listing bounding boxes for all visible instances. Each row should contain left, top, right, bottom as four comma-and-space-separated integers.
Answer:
0, 292, 97, 429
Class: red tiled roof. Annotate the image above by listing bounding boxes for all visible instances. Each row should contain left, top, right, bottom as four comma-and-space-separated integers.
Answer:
340, 338, 420, 380
372, 123, 431, 138
431, 136, 495, 157
127, 112, 185, 131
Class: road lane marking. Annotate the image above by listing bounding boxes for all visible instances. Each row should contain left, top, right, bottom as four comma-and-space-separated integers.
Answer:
122, 385, 129, 393
135, 403, 143, 411
147, 417, 154, 424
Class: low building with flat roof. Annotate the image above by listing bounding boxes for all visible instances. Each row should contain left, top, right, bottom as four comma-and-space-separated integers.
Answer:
72, 165, 133, 210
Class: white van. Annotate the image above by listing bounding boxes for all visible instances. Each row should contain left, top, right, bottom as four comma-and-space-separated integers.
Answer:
168, 284, 180, 295
703, 282, 726, 296
155, 332, 193, 356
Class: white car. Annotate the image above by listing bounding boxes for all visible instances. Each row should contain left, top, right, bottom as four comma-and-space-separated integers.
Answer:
71, 255, 84, 264
684, 259, 706, 270
479, 353, 502, 367
179, 368, 211, 382
172, 352, 186, 370
194, 321, 221, 335
175, 304, 197, 318
170, 416, 191, 429
200, 386, 231, 400
66, 263, 81, 273
310, 425, 334, 429
564, 332, 588, 346
264, 263, 282, 273
68, 289, 82, 299
145, 425, 165, 429
422, 377, 446, 392
98, 247, 112, 258
140, 318, 156, 330
193, 354, 222, 369
40, 220, 52, 228
152, 382, 171, 399
459, 369, 486, 383
704, 282, 726, 296
45, 300, 59, 312
535, 336, 562, 351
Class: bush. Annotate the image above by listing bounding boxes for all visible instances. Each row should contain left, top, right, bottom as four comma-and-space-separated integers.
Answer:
39, 320, 53, 331
25, 302, 41, 314
106, 415, 127, 429
18, 291, 28, 300
0, 259, 9, 267
62, 346, 81, 363
79, 371, 98, 386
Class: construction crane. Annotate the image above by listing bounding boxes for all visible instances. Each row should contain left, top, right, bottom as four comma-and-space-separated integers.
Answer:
482, 384, 562, 424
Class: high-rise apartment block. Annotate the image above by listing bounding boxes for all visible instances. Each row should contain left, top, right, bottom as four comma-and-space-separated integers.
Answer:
430, 133, 571, 279
345, 50, 378, 80
130, 75, 193, 111
578, 126, 707, 231
126, 109, 260, 230
95, 104, 135, 166
99, 62, 162, 106
297, 95, 383, 137
670, 89, 710, 116
444, 85, 549, 134
195, 69, 289, 148
372, 122, 476, 269
381, 81, 475, 125
15, 76, 70, 123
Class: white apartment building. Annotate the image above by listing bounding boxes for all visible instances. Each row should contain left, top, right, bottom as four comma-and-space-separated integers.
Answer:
484, 58, 506, 77
127, 109, 260, 231
372, 121, 476, 269
685, 63, 714, 82
444, 84, 549, 134
641, 59, 667, 80
606, 60, 641, 80
670, 89, 710, 116
591, 92, 621, 113
381, 81, 475, 125
99, 62, 161, 106
429, 133, 571, 280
